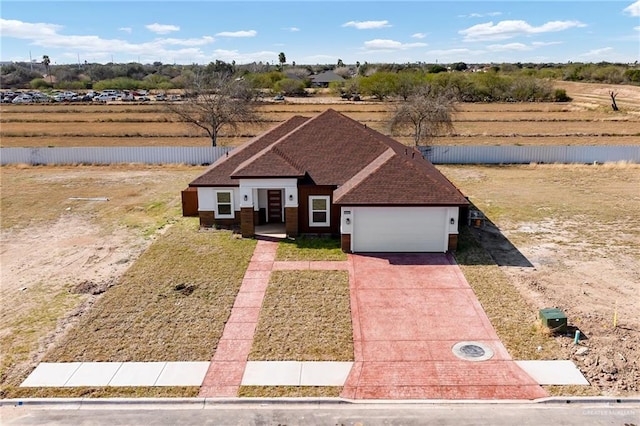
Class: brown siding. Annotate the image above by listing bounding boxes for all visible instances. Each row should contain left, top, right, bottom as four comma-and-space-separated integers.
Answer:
297, 185, 340, 235
198, 210, 240, 229
241, 207, 255, 238
181, 187, 198, 217
448, 234, 459, 252
199, 211, 215, 227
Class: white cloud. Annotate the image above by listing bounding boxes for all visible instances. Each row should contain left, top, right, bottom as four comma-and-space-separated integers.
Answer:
460, 12, 502, 18
487, 43, 530, 52
635, 26, 640, 31
145, 23, 179, 35
342, 20, 391, 30
0, 19, 62, 38
160, 36, 215, 47
212, 49, 275, 63
118, 27, 132, 34
283, 27, 300, 32
0, 18, 217, 64
363, 39, 427, 51
426, 48, 482, 56
579, 47, 614, 57
623, 1, 640, 16
459, 20, 586, 41
215, 30, 257, 37
411, 33, 426, 39
531, 41, 563, 47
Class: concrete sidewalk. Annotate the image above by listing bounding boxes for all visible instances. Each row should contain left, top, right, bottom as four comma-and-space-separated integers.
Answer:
19, 243, 589, 397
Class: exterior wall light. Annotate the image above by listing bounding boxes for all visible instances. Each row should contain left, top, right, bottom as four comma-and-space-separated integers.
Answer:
345, 218, 351, 225
243, 194, 248, 201
450, 218, 455, 225
289, 194, 294, 201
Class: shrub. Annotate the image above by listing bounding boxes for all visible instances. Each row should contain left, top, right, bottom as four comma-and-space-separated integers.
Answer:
553, 88, 572, 102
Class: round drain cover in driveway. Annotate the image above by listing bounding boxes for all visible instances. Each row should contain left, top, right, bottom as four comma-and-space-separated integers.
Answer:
452, 341, 494, 361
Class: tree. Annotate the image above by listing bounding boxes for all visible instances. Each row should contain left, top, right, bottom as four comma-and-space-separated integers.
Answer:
359, 71, 397, 100
390, 84, 456, 146
610, 90, 619, 111
42, 55, 51, 83
337, 58, 344, 68
166, 71, 258, 147
278, 52, 286, 70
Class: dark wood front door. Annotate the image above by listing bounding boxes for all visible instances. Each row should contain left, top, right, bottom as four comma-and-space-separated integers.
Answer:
267, 190, 282, 222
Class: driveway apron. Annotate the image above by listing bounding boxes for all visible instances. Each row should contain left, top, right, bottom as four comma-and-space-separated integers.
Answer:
341, 253, 548, 400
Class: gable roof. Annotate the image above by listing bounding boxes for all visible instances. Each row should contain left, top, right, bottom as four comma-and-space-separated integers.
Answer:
189, 109, 468, 207
310, 70, 345, 84
189, 115, 309, 186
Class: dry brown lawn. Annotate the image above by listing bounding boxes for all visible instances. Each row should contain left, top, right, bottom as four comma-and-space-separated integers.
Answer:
440, 163, 640, 396
249, 270, 352, 362
2, 81, 639, 148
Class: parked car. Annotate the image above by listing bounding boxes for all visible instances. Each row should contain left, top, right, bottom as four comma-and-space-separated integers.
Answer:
93, 93, 117, 102
273, 94, 285, 101
155, 94, 166, 101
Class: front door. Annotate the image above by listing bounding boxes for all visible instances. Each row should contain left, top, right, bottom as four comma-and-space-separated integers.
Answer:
267, 190, 282, 223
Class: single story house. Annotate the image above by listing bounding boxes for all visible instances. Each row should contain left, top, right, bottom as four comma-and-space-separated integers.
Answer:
309, 70, 345, 88
186, 109, 469, 253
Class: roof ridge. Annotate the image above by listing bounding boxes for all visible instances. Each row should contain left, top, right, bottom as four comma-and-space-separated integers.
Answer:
333, 148, 395, 202
231, 115, 309, 176
271, 143, 307, 175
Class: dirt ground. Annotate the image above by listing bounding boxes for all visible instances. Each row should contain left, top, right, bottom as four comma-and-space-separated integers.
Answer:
0, 165, 203, 391
441, 164, 639, 396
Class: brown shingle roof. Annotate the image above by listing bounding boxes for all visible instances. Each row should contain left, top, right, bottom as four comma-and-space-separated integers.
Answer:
189, 109, 468, 207
189, 115, 309, 186
232, 109, 390, 185
334, 149, 468, 205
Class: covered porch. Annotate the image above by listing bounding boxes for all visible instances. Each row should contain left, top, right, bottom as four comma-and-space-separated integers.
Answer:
238, 179, 299, 239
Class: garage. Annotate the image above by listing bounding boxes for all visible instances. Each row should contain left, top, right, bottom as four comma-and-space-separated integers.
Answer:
351, 207, 450, 253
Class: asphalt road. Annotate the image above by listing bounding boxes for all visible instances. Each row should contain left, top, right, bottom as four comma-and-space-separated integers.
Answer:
2, 401, 639, 426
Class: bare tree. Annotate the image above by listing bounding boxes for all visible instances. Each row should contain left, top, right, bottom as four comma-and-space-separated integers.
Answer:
166, 71, 258, 147
609, 90, 619, 111
390, 84, 456, 146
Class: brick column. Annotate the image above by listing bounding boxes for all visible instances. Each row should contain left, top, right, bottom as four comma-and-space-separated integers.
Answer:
285, 207, 298, 238
341, 234, 352, 253
448, 234, 458, 251
241, 207, 255, 238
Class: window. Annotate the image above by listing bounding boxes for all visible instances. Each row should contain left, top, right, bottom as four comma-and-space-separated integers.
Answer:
216, 191, 234, 218
309, 195, 330, 227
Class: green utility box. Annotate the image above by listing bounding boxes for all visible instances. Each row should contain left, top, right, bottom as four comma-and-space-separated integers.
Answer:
539, 308, 567, 333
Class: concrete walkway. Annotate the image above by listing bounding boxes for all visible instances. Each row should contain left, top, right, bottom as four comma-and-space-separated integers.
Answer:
198, 241, 353, 397
19, 243, 587, 396
340, 253, 549, 400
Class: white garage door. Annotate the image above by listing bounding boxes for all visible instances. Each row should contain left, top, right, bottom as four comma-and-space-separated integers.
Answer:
352, 207, 448, 252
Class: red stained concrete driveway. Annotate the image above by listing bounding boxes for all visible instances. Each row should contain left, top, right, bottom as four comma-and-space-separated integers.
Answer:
341, 253, 548, 400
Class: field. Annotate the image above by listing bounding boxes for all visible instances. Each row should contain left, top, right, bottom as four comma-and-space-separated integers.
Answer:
1, 82, 639, 148
1, 81, 639, 398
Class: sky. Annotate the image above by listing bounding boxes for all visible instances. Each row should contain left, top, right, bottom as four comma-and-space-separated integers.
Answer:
1, 1, 639, 66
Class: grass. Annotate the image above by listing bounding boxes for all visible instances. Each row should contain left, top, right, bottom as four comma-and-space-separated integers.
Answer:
0, 164, 203, 232
238, 386, 342, 398
6, 386, 200, 399
454, 227, 559, 360
0, 219, 256, 399
276, 236, 347, 261
249, 270, 353, 361
43, 220, 255, 362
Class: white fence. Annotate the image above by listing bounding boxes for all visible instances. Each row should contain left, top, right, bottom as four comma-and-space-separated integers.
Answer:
0, 146, 231, 166
1, 145, 638, 166
420, 145, 640, 164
